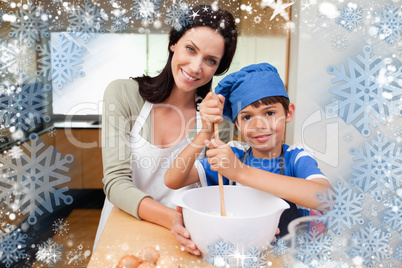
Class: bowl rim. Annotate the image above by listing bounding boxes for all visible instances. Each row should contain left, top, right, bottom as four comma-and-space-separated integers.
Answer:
179, 185, 290, 219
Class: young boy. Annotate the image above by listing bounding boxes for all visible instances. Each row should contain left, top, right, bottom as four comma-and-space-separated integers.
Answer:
165, 63, 332, 236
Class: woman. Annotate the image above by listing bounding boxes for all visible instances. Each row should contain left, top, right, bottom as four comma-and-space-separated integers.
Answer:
94, 4, 238, 255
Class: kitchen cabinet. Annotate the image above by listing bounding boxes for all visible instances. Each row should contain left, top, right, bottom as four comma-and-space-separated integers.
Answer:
40, 127, 103, 189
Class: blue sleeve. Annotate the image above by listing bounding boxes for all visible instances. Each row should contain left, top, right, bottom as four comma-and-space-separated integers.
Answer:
197, 158, 231, 186
292, 150, 326, 180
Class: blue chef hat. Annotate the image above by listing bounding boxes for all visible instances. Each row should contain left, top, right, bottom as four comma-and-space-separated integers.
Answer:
215, 63, 288, 123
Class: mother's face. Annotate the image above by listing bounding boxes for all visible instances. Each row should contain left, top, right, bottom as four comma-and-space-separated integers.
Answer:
169, 26, 225, 94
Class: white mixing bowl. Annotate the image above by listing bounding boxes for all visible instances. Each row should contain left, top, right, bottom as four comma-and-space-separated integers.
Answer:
172, 185, 289, 258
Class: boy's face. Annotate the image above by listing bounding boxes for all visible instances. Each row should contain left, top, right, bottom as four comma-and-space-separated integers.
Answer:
235, 102, 295, 159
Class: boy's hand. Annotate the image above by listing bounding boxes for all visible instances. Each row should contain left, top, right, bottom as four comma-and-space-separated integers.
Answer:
199, 92, 225, 133
205, 138, 243, 180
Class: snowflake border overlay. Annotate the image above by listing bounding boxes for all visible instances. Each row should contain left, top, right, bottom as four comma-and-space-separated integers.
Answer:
0, 39, 36, 76
326, 45, 402, 137
382, 194, 402, 235
0, 225, 28, 268
164, 0, 192, 31
394, 243, 402, 262
132, 0, 162, 23
374, 2, 402, 46
336, 4, 363, 32
36, 33, 86, 90
0, 133, 74, 225
331, 33, 348, 52
204, 238, 270, 267
294, 226, 333, 267
316, 180, 365, 236
0, 72, 51, 131
112, 13, 130, 32
349, 222, 392, 268
36, 238, 64, 266
270, 238, 289, 257
349, 132, 401, 202
8, 2, 51, 47
67, 0, 107, 43
66, 243, 91, 265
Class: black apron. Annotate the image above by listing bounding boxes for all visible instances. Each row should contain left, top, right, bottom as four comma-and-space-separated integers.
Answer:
239, 146, 301, 237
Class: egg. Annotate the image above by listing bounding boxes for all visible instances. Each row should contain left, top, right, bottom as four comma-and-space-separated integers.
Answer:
117, 254, 141, 268
138, 247, 160, 264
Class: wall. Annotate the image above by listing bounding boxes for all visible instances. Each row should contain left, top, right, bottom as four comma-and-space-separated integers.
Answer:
287, 0, 401, 266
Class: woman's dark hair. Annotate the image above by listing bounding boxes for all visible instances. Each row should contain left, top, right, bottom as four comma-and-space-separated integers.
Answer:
134, 5, 238, 103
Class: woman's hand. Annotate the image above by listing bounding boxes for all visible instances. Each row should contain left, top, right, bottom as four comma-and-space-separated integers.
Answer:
171, 207, 201, 256
205, 138, 243, 181
199, 92, 225, 133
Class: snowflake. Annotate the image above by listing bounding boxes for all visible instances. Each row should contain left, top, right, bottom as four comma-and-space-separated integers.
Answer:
0, 39, 36, 75
337, 4, 363, 32
294, 226, 333, 267
109, 0, 122, 8
349, 132, 401, 201
331, 33, 348, 52
8, 2, 51, 47
344, 132, 353, 143
239, 246, 269, 268
51, 20, 65, 31
153, 19, 162, 29
51, 0, 63, 6
396, 127, 402, 137
397, 46, 402, 59
132, 0, 161, 22
36, 33, 86, 90
67, 0, 106, 43
301, 0, 313, 11
367, 203, 381, 217
349, 222, 391, 268
316, 181, 365, 236
112, 13, 130, 32
0, 8, 5, 25
7, 146, 23, 159
0, 133, 74, 225
270, 238, 288, 257
0, 71, 51, 131
331, 236, 348, 251
254, 16, 261, 24
316, 8, 329, 23
0, 225, 27, 268
205, 238, 236, 267
261, 0, 294, 21
66, 243, 91, 265
326, 45, 402, 137
47, 127, 57, 137
36, 238, 63, 266
164, 0, 192, 31
382, 195, 402, 234
52, 218, 69, 236
394, 244, 402, 262
374, 2, 402, 46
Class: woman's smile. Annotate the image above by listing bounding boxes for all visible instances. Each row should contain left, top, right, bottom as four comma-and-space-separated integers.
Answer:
181, 69, 199, 82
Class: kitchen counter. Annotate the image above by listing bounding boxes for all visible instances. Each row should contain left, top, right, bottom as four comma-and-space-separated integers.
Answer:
88, 206, 289, 267
0, 121, 101, 152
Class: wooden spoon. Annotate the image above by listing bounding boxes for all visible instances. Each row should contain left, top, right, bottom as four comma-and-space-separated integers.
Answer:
214, 122, 226, 216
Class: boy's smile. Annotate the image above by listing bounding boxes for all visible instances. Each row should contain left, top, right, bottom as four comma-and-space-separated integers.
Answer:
235, 102, 295, 159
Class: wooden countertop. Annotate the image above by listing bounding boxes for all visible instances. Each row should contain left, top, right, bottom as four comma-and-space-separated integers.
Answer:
87, 206, 214, 267
88, 206, 290, 267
